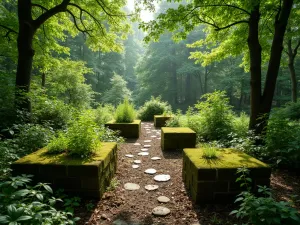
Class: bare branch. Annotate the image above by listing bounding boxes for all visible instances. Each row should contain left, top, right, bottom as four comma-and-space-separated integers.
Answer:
194, 4, 251, 15
293, 39, 300, 57
31, 3, 48, 12
66, 9, 93, 36
0, 24, 18, 41
214, 20, 249, 31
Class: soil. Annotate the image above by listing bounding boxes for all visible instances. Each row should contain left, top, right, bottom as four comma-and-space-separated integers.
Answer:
76, 122, 300, 225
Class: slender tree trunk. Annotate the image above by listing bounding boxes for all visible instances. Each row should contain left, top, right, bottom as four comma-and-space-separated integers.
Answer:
204, 66, 208, 94
287, 39, 299, 102
15, 0, 35, 112
41, 73, 46, 87
248, 0, 293, 135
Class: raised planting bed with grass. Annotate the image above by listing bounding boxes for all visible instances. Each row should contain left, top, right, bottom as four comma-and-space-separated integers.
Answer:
161, 127, 196, 150
105, 120, 141, 138
11, 142, 117, 198
183, 148, 271, 204
154, 115, 173, 127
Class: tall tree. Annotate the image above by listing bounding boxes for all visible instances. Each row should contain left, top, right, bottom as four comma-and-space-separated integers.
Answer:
140, 0, 294, 135
0, 0, 130, 113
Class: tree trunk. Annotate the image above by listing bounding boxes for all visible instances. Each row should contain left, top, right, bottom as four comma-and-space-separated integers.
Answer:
248, 0, 293, 135
15, 0, 35, 112
287, 39, 298, 102
204, 66, 208, 94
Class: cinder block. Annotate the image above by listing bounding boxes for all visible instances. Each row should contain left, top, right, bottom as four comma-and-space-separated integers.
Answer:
161, 127, 196, 150
105, 120, 141, 138
154, 115, 172, 127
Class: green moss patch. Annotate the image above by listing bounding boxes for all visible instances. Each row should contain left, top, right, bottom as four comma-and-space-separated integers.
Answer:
105, 120, 141, 138
161, 127, 196, 150
12, 142, 118, 198
183, 148, 271, 204
154, 115, 172, 127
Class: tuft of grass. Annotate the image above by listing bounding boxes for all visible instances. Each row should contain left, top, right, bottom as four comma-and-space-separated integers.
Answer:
106, 177, 120, 192
202, 144, 218, 159
115, 98, 135, 123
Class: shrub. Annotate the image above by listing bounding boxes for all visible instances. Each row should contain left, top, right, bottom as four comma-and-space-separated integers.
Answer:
115, 98, 135, 123
94, 104, 114, 125
201, 144, 218, 159
232, 112, 249, 138
165, 110, 182, 127
0, 174, 79, 224
194, 91, 234, 141
231, 168, 300, 225
47, 132, 68, 154
276, 101, 300, 121
138, 96, 172, 121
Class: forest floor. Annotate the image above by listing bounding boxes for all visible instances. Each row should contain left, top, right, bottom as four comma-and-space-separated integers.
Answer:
76, 122, 300, 225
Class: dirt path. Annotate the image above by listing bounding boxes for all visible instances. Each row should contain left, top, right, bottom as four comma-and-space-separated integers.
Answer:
76, 122, 300, 225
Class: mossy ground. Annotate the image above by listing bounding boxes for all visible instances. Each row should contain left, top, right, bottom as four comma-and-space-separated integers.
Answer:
15, 142, 117, 165
162, 127, 196, 134
184, 148, 269, 169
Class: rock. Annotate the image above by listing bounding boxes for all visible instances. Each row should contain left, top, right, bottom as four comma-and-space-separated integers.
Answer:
144, 145, 151, 148
112, 219, 129, 225
125, 154, 134, 158
133, 160, 141, 164
101, 214, 109, 220
144, 140, 151, 143
133, 143, 141, 146
124, 183, 140, 191
138, 152, 149, 156
151, 135, 157, 138
157, 196, 170, 203
157, 138, 161, 140
152, 206, 170, 216
144, 168, 157, 174
151, 157, 161, 161
141, 148, 148, 151
154, 174, 171, 182
132, 165, 139, 169
145, 185, 159, 191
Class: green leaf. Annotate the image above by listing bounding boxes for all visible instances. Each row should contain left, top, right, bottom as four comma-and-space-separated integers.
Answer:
0, 216, 9, 224
36, 193, 44, 201
16, 216, 32, 221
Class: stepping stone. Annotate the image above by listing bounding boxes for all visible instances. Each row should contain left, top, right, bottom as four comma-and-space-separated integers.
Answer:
141, 148, 148, 151
125, 154, 134, 158
144, 168, 157, 174
145, 185, 159, 191
151, 135, 157, 138
144, 140, 151, 143
138, 152, 149, 156
152, 206, 170, 216
124, 183, 140, 191
157, 196, 170, 203
146, 132, 151, 134
144, 145, 151, 148
157, 138, 161, 140
133, 160, 141, 164
154, 174, 171, 182
152, 130, 156, 132
133, 143, 141, 146
132, 165, 139, 169
151, 157, 161, 161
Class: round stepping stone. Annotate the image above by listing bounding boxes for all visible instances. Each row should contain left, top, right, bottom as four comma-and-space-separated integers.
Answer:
144, 140, 151, 143
138, 152, 149, 156
133, 143, 141, 146
132, 165, 139, 169
151, 135, 157, 138
125, 154, 134, 158
124, 183, 140, 190
144, 145, 151, 148
146, 132, 151, 134
152, 206, 170, 216
141, 148, 148, 151
145, 185, 159, 191
157, 196, 170, 203
154, 174, 171, 182
133, 160, 141, 164
151, 157, 161, 161
157, 138, 161, 140
144, 168, 157, 174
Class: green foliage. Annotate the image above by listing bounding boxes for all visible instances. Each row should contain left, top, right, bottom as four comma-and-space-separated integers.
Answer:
106, 177, 120, 192
231, 168, 300, 225
63, 197, 81, 214
94, 104, 115, 126
194, 91, 234, 141
47, 132, 68, 154
102, 74, 132, 106
165, 110, 182, 127
201, 144, 218, 159
115, 98, 135, 123
232, 112, 249, 138
0, 174, 79, 224
138, 96, 172, 121
275, 102, 300, 120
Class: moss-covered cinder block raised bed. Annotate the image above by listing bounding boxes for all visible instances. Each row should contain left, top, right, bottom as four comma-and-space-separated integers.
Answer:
183, 148, 271, 204
161, 127, 196, 150
105, 120, 141, 138
11, 142, 117, 199
154, 115, 173, 127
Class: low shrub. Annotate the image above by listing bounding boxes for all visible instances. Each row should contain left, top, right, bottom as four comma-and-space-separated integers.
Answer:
94, 104, 114, 125
231, 167, 300, 225
232, 112, 249, 138
115, 98, 135, 123
138, 96, 172, 121
276, 101, 300, 121
165, 110, 182, 127
0, 174, 79, 224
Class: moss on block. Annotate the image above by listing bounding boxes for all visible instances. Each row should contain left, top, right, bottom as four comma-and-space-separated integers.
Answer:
183, 148, 271, 204
161, 127, 196, 150
105, 120, 141, 138
11, 142, 117, 199
154, 115, 172, 127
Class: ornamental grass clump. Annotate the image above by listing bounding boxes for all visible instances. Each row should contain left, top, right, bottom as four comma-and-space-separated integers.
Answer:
115, 98, 135, 123
202, 145, 218, 159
